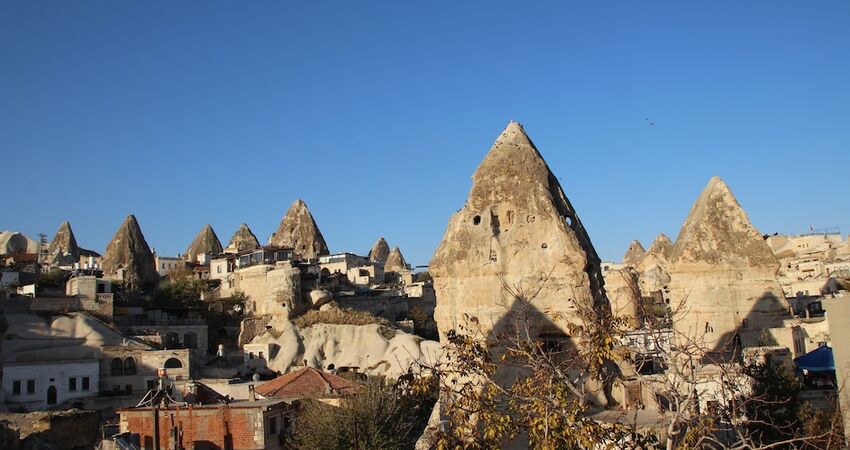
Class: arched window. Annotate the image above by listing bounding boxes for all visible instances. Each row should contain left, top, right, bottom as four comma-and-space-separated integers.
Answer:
164, 358, 183, 369
183, 332, 198, 349
165, 332, 180, 349
111, 358, 123, 376
124, 357, 137, 375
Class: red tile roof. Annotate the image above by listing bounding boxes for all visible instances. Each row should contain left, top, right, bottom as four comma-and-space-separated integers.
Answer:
255, 367, 358, 399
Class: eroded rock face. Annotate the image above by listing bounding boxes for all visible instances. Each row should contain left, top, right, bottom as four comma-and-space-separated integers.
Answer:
667, 177, 788, 349
246, 317, 440, 378
237, 262, 305, 318
269, 199, 329, 260
430, 122, 610, 338
225, 223, 260, 253
101, 215, 158, 291
623, 240, 646, 267
47, 221, 80, 266
369, 237, 391, 264
185, 224, 223, 263
384, 246, 408, 273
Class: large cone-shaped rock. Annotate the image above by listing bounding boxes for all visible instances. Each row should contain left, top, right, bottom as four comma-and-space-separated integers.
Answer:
184, 224, 223, 263
384, 246, 408, 273
225, 223, 260, 253
430, 122, 610, 338
101, 215, 158, 291
269, 199, 329, 260
667, 177, 788, 349
622, 240, 646, 266
47, 221, 80, 266
369, 237, 390, 264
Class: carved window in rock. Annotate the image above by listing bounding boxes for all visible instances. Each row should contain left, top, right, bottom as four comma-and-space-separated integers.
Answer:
111, 358, 123, 376
124, 357, 137, 375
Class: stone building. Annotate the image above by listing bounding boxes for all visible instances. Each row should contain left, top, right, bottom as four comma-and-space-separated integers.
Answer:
100, 347, 191, 396
2, 359, 100, 409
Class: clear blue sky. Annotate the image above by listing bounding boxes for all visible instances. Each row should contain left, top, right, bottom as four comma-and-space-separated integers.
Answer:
2, 1, 849, 266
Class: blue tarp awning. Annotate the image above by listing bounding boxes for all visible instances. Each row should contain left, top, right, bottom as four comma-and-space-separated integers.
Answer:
794, 346, 835, 372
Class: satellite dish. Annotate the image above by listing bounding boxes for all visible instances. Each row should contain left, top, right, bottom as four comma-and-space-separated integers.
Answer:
252, 373, 260, 382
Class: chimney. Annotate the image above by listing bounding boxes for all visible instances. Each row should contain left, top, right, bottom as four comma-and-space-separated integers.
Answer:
248, 384, 256, 401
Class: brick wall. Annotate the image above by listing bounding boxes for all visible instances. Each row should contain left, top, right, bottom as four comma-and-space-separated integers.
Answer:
120, 403, 287, 450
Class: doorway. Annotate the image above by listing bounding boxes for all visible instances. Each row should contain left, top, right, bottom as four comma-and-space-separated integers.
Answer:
47, 385, 57, 405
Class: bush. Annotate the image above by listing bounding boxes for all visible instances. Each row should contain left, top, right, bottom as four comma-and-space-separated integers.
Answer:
293, 305, 390, 328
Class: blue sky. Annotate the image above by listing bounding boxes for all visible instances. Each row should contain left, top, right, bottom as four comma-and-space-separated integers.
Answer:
2, 1, 848, 266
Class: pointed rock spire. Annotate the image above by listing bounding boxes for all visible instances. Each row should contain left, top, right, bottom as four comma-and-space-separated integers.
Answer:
636, 233, 674, 272
185, 224, 223, 263
666, 177, 787, 349
269, 199, 329, 260
670, 176, 777, 268
369, 237, 390, 264
430, 122, 610, 335
102, 215, 158, 291
47, 221, 80, 266
384, 246, 408, 273
225, 223, 260, 253
622, 240, 645, 266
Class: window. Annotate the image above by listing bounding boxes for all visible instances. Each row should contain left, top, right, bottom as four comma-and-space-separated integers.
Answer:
268, 416, 279, 435
259, 351, 264, 360
164, 358, 183, 369
125, 385, 133, 395
111, 358, 123, 376
69, 377, 77, 392
183, 332, 197, 349
82, 377, 90, 391
124, 358, 137, 375
217, 266, 222, 274
27, 379, 35, 394
161, 263, 165, 269
249, 352, 255, 360
12, 380, 21, 395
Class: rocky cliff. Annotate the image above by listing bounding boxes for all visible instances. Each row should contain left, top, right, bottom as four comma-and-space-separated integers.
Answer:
101, 215, 158, 291
225, 223, 260, 253
269, 199, 329, 260
47, 221, 80, 266
369, 237, 391, 264
430, 122, 610, 339
184, 224, 223, 262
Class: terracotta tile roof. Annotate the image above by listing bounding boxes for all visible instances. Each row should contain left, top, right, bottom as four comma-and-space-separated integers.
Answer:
255, 367, 358, 399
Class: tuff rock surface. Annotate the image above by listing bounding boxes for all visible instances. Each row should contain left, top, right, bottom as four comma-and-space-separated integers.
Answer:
47, 221, 80, 266
269, 199, 329, 260
384, 246, 408, 273
225, 223, 260, 253
184, 224, 223, 262
430, 122, 610, 338
101, 215, 158, 291
246, 316, 440, 378
667, 177, 788, 349
623, 240, 646, 267
369, 237, 391, 264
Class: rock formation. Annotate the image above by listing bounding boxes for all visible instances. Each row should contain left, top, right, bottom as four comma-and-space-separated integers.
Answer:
384, 246, 408, 273
269, 199, 329, 260
0, 231, 39, 256
430, 122, 610, 339
237, 262, 305, 318
184, 224, 223, 263
47, 221, 80, 266
245, 316, 440, 378
603, 267, 641, 325
224, 223, 260, 253
623, 240, 646, 266
635, 233, 675, 297
667, 177, 789, 349
101, 215, 158, 291
369, 237, 391, 264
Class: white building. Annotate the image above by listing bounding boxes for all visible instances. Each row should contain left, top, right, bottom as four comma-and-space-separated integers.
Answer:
154, 255, 185, 276
3, 359, 100, 409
